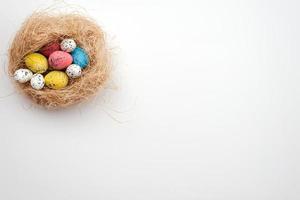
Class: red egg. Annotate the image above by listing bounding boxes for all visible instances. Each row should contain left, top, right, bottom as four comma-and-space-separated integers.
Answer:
39, 42, 60, 57
48, 51, 73, 70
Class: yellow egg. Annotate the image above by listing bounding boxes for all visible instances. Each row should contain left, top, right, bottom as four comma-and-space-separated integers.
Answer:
24, 53, 48, 73
45, 71, 69, 89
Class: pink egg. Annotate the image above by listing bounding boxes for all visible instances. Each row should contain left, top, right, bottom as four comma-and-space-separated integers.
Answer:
48, 51, 73, 70
39, 42, 60, 57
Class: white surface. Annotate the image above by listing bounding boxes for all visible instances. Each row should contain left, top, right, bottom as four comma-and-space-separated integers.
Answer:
1, 0, 300, 199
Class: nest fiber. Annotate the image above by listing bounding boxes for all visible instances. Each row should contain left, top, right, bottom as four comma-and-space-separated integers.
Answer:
8, 11, 110, 109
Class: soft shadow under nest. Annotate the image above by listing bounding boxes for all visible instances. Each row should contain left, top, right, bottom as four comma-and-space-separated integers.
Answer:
8, 12, 110, 109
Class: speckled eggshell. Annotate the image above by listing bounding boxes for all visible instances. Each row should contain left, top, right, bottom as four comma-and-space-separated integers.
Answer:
30, 74, 45, 90
66, 64, 82, 78
39, 42, 61, 57
60, 39, 76, 52
25, 53, 48, 73
45, 71, 69, 90
14, 68, 33, 83
48, 51, 73, 70
71, 47, 89, 68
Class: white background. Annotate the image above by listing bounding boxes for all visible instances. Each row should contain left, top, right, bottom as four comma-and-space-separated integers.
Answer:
0, 0, 300, 199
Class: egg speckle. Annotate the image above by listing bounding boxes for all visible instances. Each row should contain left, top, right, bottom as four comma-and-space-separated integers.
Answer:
25, 53, 48, 73
71, 47, 89, 68
60, 39, 76, 52
14, 69, 33, 83
66, 64, 82, 78
45, 71, 69, 89
30, 74, 45, 90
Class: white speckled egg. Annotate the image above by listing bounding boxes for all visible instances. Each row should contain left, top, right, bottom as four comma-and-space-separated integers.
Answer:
66, 64, 82, 78
14, 69, 33, 83
60, 39, 76, 52
30, 74, 45, 90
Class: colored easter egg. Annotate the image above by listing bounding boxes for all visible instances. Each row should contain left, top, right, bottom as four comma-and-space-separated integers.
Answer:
60, 39, 76, 52
71, 47, 89, 68
14, 69, 33, 83
48, 51, 73, 70
66, 64, 82, 78
39, 42, 60, 57
45, 71, 69, 89
25, 53, 48, 73
30, 74, 45, 90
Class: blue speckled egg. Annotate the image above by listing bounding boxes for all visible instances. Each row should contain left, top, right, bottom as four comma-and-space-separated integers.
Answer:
71, 47, 89, 68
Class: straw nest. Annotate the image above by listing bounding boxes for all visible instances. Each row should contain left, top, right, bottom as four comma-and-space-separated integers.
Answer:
8, 11, 110, 109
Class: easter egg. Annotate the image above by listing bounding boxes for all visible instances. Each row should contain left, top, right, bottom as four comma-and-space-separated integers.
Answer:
39, 42, 60, 57
24, 53, 48, 73
48, 51, 73, 70
45, 71, 69, 89
60, 39, 76, 52
30, 74, 45, 90
71, 47, 89, 68
14, 68, 33, 83
66, 64, 82, 78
